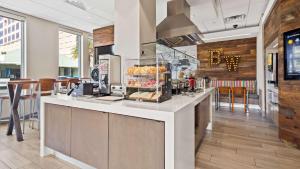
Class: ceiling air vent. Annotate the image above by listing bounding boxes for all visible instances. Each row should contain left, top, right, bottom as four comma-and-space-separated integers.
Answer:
224, 14, 246, 24
65, 0, 87, 11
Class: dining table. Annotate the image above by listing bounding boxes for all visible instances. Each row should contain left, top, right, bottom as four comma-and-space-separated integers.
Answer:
6, 80, 39, 141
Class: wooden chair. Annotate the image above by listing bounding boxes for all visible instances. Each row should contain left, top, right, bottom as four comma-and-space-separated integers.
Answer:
218, 87, 232, 110
29, 78, 56, 129
231, 87, 247, 113
37, 78, 56, 96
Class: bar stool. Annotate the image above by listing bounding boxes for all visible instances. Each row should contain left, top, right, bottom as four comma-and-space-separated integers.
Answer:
18, 79, 37, 134
217, 87, 232, 110
231, 87, 248, 113
0, 79, 36, 134
29, 78, 56, 129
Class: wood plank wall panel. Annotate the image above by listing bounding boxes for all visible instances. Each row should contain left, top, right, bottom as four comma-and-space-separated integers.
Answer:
264, 0, 300, 148
197, 38, 257, 80
264, 1, 280, 48
93, 25, 114, 47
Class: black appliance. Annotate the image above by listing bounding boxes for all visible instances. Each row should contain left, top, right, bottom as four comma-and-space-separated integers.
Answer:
284, 28, 300, 80
94, 45, 114, 65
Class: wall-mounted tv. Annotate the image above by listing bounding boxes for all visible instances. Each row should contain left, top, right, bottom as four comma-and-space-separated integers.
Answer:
284, 28, 300, 80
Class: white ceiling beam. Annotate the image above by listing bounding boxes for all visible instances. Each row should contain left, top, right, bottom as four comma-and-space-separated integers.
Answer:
260, 0, 277, 25
201, 26, 259, 43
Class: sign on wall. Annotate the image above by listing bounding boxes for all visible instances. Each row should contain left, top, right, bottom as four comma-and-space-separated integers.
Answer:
208, 49, 241, 72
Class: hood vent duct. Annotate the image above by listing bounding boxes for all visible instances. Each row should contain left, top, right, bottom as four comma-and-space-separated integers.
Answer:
157, 0, 203, 47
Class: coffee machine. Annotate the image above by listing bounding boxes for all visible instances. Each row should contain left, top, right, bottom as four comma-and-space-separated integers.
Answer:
98, 55, 121, 95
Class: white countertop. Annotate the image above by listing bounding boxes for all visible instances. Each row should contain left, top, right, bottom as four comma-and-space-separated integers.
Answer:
41, 88, 214, 121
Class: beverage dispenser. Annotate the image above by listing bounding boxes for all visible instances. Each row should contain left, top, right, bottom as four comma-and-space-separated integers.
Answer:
98, 55, 121, 95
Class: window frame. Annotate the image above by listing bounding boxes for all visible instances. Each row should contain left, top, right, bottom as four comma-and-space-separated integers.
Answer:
0, 9, 26, 79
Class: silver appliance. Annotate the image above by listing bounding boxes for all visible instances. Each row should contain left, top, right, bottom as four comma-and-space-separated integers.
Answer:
156, 0, 203, 46
98, 55, 121, 95
111, 84, 124, 97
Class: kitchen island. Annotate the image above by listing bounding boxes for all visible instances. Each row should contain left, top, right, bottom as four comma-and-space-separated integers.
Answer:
40, 88, 215, 169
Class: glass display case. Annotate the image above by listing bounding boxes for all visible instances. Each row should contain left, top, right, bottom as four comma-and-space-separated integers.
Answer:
124, 43, 199, 103
124, 57, 172, 103
156, 43, 200, 94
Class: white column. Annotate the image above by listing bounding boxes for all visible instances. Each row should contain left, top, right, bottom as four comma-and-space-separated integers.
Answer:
81, 32, 90, 78
114, 0, 140, 59
114, 0, 156, 82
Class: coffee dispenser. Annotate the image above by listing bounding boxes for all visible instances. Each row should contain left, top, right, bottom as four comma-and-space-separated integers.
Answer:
98, 55, 121, 95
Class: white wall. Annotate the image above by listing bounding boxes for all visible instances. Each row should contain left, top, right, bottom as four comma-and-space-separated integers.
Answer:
25, 16, 91, 79
26, 16, 59, 79
256, 24, 265, 112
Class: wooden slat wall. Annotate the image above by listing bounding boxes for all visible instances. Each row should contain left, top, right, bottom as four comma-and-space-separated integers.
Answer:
197, 38, 257, 80
93, 25, 114, 47
264, 1, 280, 48
264, 0, 300, 148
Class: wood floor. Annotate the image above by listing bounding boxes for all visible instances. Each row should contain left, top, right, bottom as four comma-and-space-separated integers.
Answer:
196, 107, 300, 169
0, 123, 79, 169
0, 107, 299, 169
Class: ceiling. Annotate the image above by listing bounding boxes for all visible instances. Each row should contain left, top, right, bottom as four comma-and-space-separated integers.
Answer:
157, 0, 269, 43
0, 0, 114, 32
0, 0, 269, 43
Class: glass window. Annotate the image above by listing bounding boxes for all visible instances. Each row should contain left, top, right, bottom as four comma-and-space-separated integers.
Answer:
12, 25, 15, 32
0, 31, 2, 37
0, 23, 3, 29
16, 32, 19, 39
8, 19, 10, 24
16, 23, 19, 30
59, 30, 81, 78
8, 27, 11, 33
88, 38, 94, 71
0, 17, 23, 86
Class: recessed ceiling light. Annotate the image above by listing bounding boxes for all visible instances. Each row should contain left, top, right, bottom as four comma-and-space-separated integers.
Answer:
224, 14, 246, 24
65, 0, 87, 11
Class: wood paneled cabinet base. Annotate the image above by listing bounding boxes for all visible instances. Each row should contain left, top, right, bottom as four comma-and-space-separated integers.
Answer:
44, 103, 165, 169
195, 96, 210, 151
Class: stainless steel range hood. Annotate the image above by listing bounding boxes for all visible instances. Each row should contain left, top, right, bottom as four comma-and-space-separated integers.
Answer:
157, 0, 203, 47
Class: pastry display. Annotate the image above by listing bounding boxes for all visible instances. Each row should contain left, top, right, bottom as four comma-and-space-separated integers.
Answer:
127, 67, 135, 75
139, 92, 155, 100
133, 67, 141, 75
127, 79, 158, 88
129, 92, 155, 100
127, 65, 167, 75
151, 92, 162, 100
125, 62, 171, 103
129, 92, 142, 99
159, 66, 167, 73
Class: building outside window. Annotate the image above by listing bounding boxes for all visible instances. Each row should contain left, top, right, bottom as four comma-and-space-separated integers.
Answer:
88, 37, 94, 72
59, 30, 81, 78
0, 15, 24, 89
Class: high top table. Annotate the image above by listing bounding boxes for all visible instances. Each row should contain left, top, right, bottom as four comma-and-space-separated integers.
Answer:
6, 80, 39, 141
